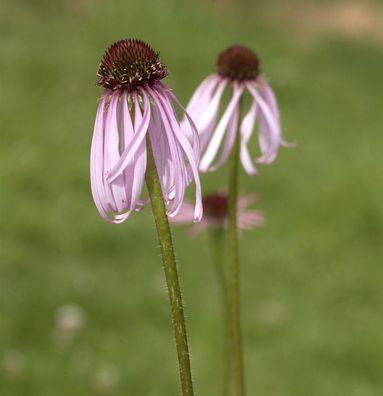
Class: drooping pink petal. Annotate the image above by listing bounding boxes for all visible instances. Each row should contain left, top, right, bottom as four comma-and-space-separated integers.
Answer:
112, 211, 131, 224
121, 91, 135, 209
104, 92, 128, 212
237, 194, 257, 209
258, 77, 295, 149
257, 77, 279, 119
163, 87, 202, 195
238, 210, 264, 230
239, 100, 258, 175
107, 91, 151, 182
209, 103, 239, 171
149, 103, 174, 201
171, 193, 263, 234
180, 75, 221, 145
129, 91, 148, 210
90, 93, 111, 222
200, 82, 245, 172
257, 110, 274, 162
246, 82, 281, 164
196, 79, 227, 147
170, 201, 196, 224
185, 74, 220, 117
156, 86, 203, 222
148, 87, 186, 217
164, 85, 201, 164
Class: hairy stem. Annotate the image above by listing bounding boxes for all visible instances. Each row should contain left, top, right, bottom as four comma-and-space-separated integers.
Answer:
210, 228, 231, 396
228, 100, 246, 396
145, 136, 194, 396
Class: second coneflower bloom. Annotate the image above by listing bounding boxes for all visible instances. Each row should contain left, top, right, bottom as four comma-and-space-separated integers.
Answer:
173, 193, 264, 235
183, 45, 289, 174
91, 39, 202, 223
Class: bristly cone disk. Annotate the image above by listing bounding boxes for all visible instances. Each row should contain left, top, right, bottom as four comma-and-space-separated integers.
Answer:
97, 39, 168, 91
203, 193, 228, 220
216, 45, 260, 81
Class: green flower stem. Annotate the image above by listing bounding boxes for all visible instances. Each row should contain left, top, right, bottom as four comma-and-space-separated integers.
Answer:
145, 136, 194, 396
228, 99, 246, 396
210, 228, 231, 396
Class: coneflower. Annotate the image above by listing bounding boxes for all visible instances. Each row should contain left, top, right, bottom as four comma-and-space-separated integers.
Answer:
183, 45, 288, 174
91, 39, 202, 224
183, 45, 290, 396
173, 192, 264, 396
90, 39, 200, 396
173, 193, 264, 235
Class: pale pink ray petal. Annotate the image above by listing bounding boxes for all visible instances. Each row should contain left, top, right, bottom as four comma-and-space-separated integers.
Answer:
149, 104, 174, 200
148, 108, 167, 188
180, 76, 221, 144
121, 91, 135, 209
187, 78, 228, 152
148, 87, 186, 216
196, 79, 227, 133
163, 86, 201, 163
185, 74, 220, 116
157, 87, 202, 212
170, 201, 196, 224
258, 78, 295, 149
246, 82, 281, 164
157, 87, 203, 222
257, 110, 273, 160
210, 103, 239, 171
155, 98, 187, 216
129, 91, 148, 210
162, 91, 199, 188
238, 211, 265, 229
90, 93, 112, 222
104, 92, 127, 212
112, 211, 131, 224
200, 83, 245, 172
237, 194, 257, 209
107, 92, 151, 182
239, 100, 258, 175
257, 77, 279, 119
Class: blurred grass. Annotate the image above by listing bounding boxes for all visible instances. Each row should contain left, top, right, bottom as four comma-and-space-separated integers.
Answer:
0, 0, 382, 395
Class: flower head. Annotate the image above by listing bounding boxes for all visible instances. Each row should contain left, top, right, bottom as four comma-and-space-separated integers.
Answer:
97, 39, 168, 91
172, 192, 264, 235
216, 45, 260, 81
183, 45, 290, 175
90, 39, 202, 223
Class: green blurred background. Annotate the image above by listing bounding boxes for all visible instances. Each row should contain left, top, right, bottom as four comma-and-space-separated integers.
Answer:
1, 0, 382, 395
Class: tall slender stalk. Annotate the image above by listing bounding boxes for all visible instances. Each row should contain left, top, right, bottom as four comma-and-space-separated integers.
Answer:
210, 228, 231, 396
145, 136, 194, 396
228, 99, 246, 396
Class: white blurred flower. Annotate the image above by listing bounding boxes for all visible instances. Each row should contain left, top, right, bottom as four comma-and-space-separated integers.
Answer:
92, 365, 121, 394
2, 350, 26, 380
257, 300, 289, 326
54, 304, 85, 345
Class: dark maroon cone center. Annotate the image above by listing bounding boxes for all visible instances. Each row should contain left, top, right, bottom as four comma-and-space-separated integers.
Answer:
97, 39, 168, 91
216, 45, 260, 81
203, 193, 228, 220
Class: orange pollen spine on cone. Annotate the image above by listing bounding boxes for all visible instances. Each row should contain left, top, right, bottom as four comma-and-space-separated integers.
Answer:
97, 39, 168, 91
216, 45, 260, 81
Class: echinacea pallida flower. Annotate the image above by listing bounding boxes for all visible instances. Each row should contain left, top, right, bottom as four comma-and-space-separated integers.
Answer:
172, 193, 264, 235
90, 39, 202, 224
183, 45, 290, 174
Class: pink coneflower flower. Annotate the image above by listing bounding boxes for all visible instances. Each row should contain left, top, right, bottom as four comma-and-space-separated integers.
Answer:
173, 193, 264, 235
90, 39, 202, 223
183, 45, 289, 174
